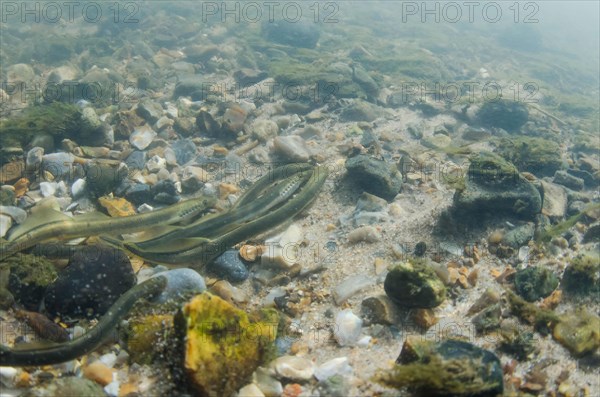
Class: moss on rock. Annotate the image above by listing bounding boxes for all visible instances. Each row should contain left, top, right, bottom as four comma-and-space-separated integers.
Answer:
497, 136, 564, 177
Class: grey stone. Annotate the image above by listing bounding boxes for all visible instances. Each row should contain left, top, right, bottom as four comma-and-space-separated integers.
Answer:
541, 181, 567, 219
151, 268, 206, 303
136, 99, 163, 123
130, 125, 157, 150
273, 135, 311, 162
554, 170, 584, 191
345, 155, 402, 201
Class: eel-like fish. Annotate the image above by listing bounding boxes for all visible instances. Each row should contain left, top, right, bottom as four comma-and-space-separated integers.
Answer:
0, 195, 216, 262
0, 275, 167, 366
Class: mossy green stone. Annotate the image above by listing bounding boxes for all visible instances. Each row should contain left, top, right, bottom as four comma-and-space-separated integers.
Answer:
497, 136, 564, 177
384, 260, 446, 308
553, 309, 600, 357
562, 253, 600, 298
514, 266, 559, 302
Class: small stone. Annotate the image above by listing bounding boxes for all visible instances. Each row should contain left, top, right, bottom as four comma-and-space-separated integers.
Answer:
361, 295, 396, 325
467, 288, 500, 315
0, 366, 17, 387
125, 150, 147, 170
553, 170, 584, 191
514, 266, 558, 302
26, 147, 44, 173
146, 155, 166, 172
219, 182, 240, 199
206, 249, 250, 283
314, 357, 352, 382
40, 181, 57, 197
254, 367, 283, 397
151, 268, 206, 303
273, 356, 315, 382
136, 99, 163, 124
13, 178, 29, 197
0, 160, 24, 184
71, 178, 87, 198
334, 309, 362, 347
332, 274, 375, 305
0, 205, 26, 224
238, 383, 266, 397
411, 308, 438, 329
345, 155, 402, 201
273, 136, 311, 162
239, 244, 263, 262
540, 181, 567, 219
472, 303, 502, 334
347, 225, 381, 243
98, 196, 136, 217
250, 119, 279, 142
130, 125, 157, 150
553, 309, 600, 357
83, 361, 114, 386
384, 260, 447, 308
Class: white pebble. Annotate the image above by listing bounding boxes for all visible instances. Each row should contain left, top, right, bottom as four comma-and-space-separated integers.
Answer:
356, 335, 372, 347
146, 155, 166, 173
130, 125, 156, 150
238, 383, 266, 397
273, 355, 315, 382
334, 309, 362, 347
0, 366, 18, 387
347, 225, 381, 243
39, 181, 57, 197
104, 380, 119, 397
314, 357, 352, 381
71, 178, 87, 198
99, 352, 117, 368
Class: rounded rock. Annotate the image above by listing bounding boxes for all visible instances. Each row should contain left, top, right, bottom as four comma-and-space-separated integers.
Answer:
384, 260, 446, 308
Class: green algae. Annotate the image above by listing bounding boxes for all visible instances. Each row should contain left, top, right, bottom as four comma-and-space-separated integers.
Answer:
497, 136, 564, 177
561, 253, 600, 299
535, 202, 600, 243
176, 293, 278, 397
552, 308, 600, 357
0, 102, 82, 149
505, 289, 560, 334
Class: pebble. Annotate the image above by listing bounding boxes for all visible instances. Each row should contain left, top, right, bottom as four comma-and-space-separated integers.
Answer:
384, 261, 447, 308
0, 205, 26, 223
347, 225, 381, 243
171, 138, 197, 165
146, 155, 166, 172
238, 383, 266, 397
345, 154, 402, 201
42, 152, 75, 180
99, 352, 118, 368
206, 249, 250, 283
273, 136, 311, 162
553, 170, 584, 191
333, 274, 375, 305
104, 380, 120, 397
0, 366, 17, 387
314, 357, 352, 382
83, 361, 114, 386
151, 268, 206, 303
273, 356, 315, 382
26, 146, 44, 173
40, 181, 57, 197
334, 309, 363, 347
250, 119, 279, 142
125, 150, 147, 170
130, 125, 157, 150
253, 367, 283, 397
71, 178, 87, 198
261, 224, 303, 269
136, 99, 163, 123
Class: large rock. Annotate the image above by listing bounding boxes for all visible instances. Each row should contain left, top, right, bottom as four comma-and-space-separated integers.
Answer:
345, 155, 402, 201
43, 245, 136, 317
477, 98, 528, 132
451, 152, 542, 222
262, 19, 320, 48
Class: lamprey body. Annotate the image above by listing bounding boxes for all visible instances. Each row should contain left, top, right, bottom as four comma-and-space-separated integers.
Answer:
0, 276, 167, 366
0, 195, 215, 261
124, 165, 329, 265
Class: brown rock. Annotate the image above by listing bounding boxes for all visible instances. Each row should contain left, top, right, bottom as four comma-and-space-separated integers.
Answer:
83, 361, 114, 386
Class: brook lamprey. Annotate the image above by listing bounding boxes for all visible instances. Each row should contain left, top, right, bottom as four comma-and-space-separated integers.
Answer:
0, 195, 216, 262
0, 275, 167, 366
124, 164, 329, 265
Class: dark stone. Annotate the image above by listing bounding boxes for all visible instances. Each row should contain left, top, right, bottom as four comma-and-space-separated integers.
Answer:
514, 266, 558, 302
452, 152, 542, 222
43, 245, 136, 318
233, 69, 268, 87
345, 155, 402, 202
173, 76, 207, 100
151, 179, 178, 197
125, 150, 147, 170
501, 222, 535, 248
124, 183, 152, 205
567, 200, 587, 217
477, 99, 529, 132
414, 242, 427, 257
554, 170, 584, 191
389, 339, 504, 397
472, 303, 501, 334
136, 99, 163, 124
171, 138, 197, 165
153, 192, 180, 204
566, 168, 595, 187
561, 253, 600, 298
262, 19, 320, 49
7, 254, 57, 311
583, 223, 600, 244
205, 249, 249, 283
85, 161, 128, 198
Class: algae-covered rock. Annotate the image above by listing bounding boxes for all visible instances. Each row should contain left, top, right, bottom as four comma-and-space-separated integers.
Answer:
561, 253, 600, 298
451, 152, 542, 222
384, 259, 446, 308
375, 338, 503, 397
176, 293, 278, 397
477, 98, 529, 132
553, 308, 600, 357
126, 314, 174, 365
497, 136, 564, 177
5, 253, 57, 310
345, 155, 402, 202
514, 266, 559, 302
262, 19, 320, 48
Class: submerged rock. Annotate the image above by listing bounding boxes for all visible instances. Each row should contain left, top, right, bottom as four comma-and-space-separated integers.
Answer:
375, 338, 503, 397
450, 152, 542, 223
553, 309, 600, 357
477, 98, 528, 132
175, 293, 278, 397
345, 155, 402, 201
384, 260, 446, 308
262, 19, 320, 49
561, 253, 600, 298
497, 136, 563, 177
43, 245, 136, 317
514, 266, 558, 302
206, 249, 250, 283
7, 253, 58, 310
